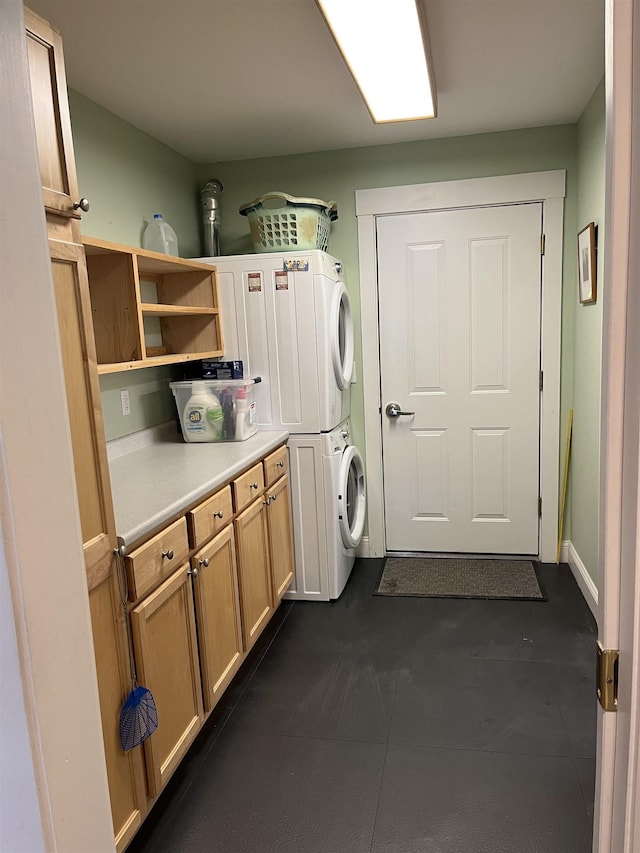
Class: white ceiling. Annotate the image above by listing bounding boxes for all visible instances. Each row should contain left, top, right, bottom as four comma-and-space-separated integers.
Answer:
27, 0, 605, 164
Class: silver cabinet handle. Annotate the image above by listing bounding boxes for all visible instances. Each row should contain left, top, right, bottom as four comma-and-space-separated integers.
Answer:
73, 198, 90, 212
188, 566, 198, 577
270, 493, 277, 502
385, 402, 415, 419
263, 497, 272, 506
198, 558, 210, 568
250, 482, 259, 490
213, 510, 224, 519
276, 461, 285, 468
162, 549, 174, 560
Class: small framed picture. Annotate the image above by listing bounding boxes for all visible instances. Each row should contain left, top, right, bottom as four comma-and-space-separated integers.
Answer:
577, 222, 597, 305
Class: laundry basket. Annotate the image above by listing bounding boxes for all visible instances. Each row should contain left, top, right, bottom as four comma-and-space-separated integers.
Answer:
239, 191, 338, 253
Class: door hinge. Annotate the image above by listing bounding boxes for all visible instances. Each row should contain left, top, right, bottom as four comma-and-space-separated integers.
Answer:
597, 642, 619, 712
541, 234, 546, 255
539, 370, 543, 392
538, 496, 542, 516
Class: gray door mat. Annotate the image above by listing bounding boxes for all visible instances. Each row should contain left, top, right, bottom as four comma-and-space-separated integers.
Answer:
375, 557, 546, 601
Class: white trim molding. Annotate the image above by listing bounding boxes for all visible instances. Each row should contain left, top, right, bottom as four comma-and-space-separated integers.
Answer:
356, 535, 370, 560
563, 540, 599, 619
356, 170, 566, 561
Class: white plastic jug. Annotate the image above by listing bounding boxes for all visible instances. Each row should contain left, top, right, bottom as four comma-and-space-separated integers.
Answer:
142, 213, 179, 255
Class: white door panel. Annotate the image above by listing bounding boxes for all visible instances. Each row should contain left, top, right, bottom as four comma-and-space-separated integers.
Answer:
378, 203, 542, 554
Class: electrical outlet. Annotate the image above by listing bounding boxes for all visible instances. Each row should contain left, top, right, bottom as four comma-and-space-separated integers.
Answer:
120, 389, 131, 416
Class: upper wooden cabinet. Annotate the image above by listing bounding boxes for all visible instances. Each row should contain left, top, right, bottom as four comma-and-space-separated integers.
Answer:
24, 7, 84, 239
83, 237, 224, 372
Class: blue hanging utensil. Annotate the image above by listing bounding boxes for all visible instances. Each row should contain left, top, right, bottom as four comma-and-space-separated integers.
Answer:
115, 545, 158, 751
120, 684, 158, 751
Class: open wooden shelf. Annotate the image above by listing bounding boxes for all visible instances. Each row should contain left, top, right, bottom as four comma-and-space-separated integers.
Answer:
140, 303, 218, 317
82, 236, 223, 372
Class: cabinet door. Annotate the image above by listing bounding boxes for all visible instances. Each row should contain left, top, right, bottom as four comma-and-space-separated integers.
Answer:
89, 575, 146, 852
266, 474, 295, 601
24, 8, 83, 237
234, 497, 274, 652
131, 565, 204, 797
192, 525, 244, 713
49, 239, 116, 590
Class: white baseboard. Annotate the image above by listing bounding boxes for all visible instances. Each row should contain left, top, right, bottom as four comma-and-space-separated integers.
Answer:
356, 536, 370, 559
564, 540, 598, 620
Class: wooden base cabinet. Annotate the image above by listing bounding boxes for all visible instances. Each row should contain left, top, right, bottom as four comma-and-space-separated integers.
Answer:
131, 565, 204, 797
191, 525, 244, 713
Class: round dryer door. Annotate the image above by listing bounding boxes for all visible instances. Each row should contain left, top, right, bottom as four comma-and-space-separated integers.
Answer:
338, 445, 366, 549
331, 283, 354, 391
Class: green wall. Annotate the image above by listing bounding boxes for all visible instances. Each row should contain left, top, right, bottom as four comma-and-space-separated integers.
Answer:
69, 89, 603, 586
69, 91, 202, 439
200, 125, 579, 510
570, 78, 605, 584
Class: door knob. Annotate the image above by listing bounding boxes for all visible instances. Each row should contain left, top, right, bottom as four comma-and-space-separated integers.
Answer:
385, 402, 415, 418
73, 198, 90, 212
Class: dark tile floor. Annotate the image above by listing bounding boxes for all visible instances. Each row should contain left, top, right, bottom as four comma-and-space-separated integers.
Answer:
128, 559, 597, 853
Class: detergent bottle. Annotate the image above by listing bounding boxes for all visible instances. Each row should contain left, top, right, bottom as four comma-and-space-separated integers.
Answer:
182, 381, 223, 442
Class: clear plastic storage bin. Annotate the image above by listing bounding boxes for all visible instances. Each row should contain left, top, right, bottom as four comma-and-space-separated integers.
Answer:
170, 379, 257, 443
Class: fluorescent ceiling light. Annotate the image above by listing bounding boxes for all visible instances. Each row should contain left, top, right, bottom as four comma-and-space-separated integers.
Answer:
316, 0, 437, 123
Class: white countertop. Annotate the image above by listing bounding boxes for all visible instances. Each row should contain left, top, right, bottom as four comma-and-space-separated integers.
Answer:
108, 424, 289, 548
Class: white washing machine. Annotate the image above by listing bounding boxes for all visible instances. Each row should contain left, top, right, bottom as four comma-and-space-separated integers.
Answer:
197, 250, 354, 433
285, 419, 366, 601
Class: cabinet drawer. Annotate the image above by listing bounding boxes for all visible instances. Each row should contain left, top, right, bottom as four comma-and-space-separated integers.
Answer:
125, 517, 189, 601
263, 445, 288, 487
188, 486, 233, 549
233, 462, 265, 513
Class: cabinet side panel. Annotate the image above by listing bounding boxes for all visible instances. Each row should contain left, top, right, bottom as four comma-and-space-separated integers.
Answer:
86, 253, 142, 364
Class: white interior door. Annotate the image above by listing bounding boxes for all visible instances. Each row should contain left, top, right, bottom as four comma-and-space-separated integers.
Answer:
378, 202, 543, 554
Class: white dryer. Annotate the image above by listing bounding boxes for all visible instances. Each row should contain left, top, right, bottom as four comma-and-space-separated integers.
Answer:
285, 420, 366, 601
198, 250, 354, 433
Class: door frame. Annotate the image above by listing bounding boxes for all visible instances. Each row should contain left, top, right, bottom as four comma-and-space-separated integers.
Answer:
593, 0, 639, 848
356, 170, 566, 562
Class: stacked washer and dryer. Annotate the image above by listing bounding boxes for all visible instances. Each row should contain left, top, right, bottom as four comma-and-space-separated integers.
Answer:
200, 250, 367, 601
